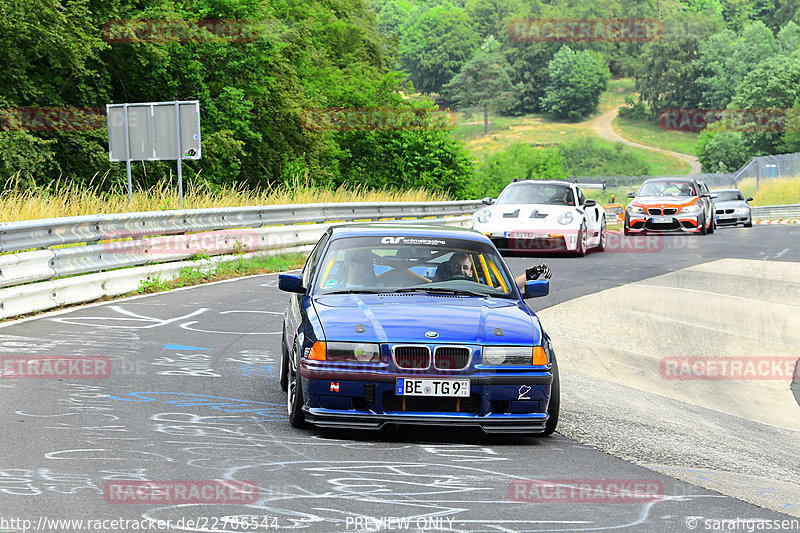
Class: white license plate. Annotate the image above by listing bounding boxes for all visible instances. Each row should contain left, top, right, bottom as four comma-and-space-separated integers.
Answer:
651, 217, 671, 223
509, 231, 536, 240
395, 378, 470, 397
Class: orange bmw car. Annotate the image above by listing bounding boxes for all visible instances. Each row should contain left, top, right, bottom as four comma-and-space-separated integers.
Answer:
624, 178, 716, 236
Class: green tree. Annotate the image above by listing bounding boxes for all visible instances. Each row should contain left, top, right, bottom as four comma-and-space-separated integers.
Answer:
697, 126, 748, 172
442, 36, 516, 134
730, 51, 800, 154
464, 0, 522, 39
539, 46, 610, 120
695, 22, 777, 109
778, 20, 800, 54
400, 5, 480, 94
636, 14, 717, 113
759, 0, 800, 31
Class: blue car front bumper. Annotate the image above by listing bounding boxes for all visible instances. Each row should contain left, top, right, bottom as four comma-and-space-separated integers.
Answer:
299, 365, 554, 434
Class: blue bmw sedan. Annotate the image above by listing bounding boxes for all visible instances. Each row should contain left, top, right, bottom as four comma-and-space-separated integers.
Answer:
278, 224, 559, 435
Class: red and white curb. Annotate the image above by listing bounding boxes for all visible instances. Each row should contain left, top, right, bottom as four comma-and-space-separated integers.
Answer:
754, 219, 800, 225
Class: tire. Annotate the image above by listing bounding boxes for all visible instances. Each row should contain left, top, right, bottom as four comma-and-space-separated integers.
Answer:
542, 353, 560, 436
744, 219, 752, 228
699, 214, 707, 235
576, 223, 588, 256
596, 219, 607, 251
287, 347, 306, 428
279, 332, 289, 392
707, 212, 715, 234
623, 214, 631, 236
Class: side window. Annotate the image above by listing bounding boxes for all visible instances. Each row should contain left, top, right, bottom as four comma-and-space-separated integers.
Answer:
302, 233, 330, 287
576, 188, 585, 206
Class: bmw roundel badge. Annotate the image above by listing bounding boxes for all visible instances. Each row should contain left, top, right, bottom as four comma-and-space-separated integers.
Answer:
425, 331, 439, 338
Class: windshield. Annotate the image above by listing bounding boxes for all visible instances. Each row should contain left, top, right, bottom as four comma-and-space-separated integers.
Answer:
713, 191, 745, 202
496, 183, 575, 206
638, 181, 697, 197
313, 235, 517, 298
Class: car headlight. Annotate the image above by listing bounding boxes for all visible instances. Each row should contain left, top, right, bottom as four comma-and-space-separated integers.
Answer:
681, 203, 701, 213
734, 207, 750, 214
557, 211, 574, 225
482, 346, 549, 366
308, 341, 380, 363
476, 209, 491, 224
627, 205, 645, 215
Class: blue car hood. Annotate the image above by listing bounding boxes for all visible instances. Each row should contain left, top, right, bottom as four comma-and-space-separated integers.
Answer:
313, 294, 539, 345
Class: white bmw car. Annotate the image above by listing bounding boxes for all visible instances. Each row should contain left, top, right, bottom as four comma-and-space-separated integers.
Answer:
472, 180, 607, 256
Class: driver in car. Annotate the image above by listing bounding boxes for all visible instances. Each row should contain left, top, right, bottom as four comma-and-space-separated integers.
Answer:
442, 253, 552, 295
442, 252, 475, 280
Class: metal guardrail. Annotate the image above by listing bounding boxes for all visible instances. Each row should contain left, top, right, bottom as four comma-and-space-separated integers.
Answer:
0, 201, 481, 320
0, 201, 480, 253
751, 204, 800, 219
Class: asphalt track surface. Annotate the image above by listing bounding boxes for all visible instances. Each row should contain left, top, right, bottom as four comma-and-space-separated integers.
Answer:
0, 225, 798, 533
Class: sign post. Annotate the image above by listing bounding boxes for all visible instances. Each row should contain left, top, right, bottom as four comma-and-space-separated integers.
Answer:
107, 100, 201, 207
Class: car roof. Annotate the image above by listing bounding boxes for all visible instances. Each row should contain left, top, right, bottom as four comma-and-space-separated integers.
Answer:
507, 180, 574, 187
329, 223, 492, 243
712, 188, 742, 193
642, 177, 697, 184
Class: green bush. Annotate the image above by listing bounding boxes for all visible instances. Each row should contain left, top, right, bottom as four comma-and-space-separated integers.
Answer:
472, 143, 568, 198
559, 137, 651, 177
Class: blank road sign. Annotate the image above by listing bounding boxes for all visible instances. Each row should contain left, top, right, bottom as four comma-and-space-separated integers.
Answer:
107, 101, 201, 162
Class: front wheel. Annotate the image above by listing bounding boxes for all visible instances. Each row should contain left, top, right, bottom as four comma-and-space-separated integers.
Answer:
279, 334, 289, 392
699, 214, 707, 235
542, 354, 560, 436
576, 223, 588, 256
596, 219, 607, 251
287, 348, 306, 428
708, 213, 715, 234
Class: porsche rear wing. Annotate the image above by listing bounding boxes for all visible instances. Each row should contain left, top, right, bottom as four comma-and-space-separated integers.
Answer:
510, 178, 607, 191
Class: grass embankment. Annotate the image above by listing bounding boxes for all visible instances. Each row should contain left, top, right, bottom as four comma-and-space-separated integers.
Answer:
0, 176, 450, 222
612, 116, 699, 156
735, 177, 800, 206
450, 79, 690, 175
135, 252, 308, 295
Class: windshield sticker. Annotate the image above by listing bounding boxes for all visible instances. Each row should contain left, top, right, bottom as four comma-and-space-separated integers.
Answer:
379, 236, 447, 246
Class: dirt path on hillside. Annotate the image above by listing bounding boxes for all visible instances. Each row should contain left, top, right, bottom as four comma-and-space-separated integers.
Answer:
589, 108, 702, 174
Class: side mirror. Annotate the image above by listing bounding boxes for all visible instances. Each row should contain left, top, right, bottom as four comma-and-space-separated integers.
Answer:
583, 199, 597, 207
482, 197, 494, 205
278, 273, 305, 293
627, 192, 636, 198
524, 279, 549, 299
746, 197, 753, 202
700, 193, 713, 198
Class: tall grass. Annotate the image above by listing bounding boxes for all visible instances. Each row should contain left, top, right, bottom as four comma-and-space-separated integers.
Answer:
734, 177, 800, 206
0, 171, 451, 222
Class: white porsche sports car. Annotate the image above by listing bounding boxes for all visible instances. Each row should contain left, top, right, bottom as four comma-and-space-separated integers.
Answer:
472, 180, 607, 256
